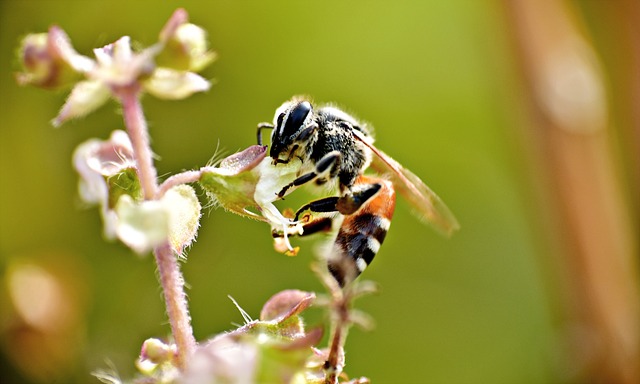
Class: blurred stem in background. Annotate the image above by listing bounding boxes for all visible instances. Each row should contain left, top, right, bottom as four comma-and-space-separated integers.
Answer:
503, 0, 640, 383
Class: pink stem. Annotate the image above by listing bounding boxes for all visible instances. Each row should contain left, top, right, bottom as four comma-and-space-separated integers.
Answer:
325, 289, 350, 384
154, 243, 196, 369
156, 170, 202, 199
118, 85, 195, 369
120, 86, 158, 200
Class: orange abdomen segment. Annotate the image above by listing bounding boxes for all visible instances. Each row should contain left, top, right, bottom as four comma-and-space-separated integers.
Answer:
327, 176, 395, 286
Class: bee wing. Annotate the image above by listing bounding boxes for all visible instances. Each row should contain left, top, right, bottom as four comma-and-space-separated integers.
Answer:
353, 131, 460, 236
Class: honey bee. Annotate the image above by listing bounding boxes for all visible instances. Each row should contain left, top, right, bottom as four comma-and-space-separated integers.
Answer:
257, 97, 459, 286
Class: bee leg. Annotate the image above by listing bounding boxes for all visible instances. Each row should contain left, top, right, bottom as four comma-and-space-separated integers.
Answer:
290, 182, 382, 223
285, 183, 381, 241
293, 196, 339, 221
336, 183, 382, 215
272, 216, 334, 239
270, 183, 377, 240
276, 151, 342, 198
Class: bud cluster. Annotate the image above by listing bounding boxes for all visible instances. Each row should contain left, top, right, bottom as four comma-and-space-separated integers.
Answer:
16, 8, 214, 127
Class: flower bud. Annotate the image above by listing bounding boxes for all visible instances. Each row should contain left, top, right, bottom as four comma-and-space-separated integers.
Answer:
91, 36, 157, 88
157, 9, 216, 72
140, 338, 176, 365
16, 27, 92, 89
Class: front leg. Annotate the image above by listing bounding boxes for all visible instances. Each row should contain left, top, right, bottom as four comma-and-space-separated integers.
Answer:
276, 151, 342, 199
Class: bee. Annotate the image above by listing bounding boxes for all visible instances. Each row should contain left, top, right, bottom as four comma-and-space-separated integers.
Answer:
257, 97, 459, 286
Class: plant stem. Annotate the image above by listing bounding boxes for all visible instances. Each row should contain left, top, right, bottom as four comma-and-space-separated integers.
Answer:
154, 243, 196, 369
325, 289, 350, 384
156, 170, 202, 199
120, 85, 158, 200
118, 85, 195, 369
505, 1, 640, 382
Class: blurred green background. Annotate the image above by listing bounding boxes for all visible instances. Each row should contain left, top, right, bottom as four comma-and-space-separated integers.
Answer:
1, 1, 638, 383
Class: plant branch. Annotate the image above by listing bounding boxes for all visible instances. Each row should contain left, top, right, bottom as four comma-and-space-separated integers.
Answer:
325, 290, 349, 384
313, 264, 354, 384
154, 243, 196, 369
156, 170, 202, 199
118, 85, 195, 369
119, 85, 158, 200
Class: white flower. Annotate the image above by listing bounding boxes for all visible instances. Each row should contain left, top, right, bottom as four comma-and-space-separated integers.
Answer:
73, 130, 136, 238
115, 196, 168, 254
114, 185, 201, 256
74, 131, 201, 255
199, 145, 304, 251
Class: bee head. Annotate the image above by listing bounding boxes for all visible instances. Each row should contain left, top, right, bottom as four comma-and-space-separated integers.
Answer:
270, 100, 316, 163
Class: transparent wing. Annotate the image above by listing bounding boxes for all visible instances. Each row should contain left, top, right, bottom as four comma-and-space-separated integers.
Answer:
354, 131, 460, 236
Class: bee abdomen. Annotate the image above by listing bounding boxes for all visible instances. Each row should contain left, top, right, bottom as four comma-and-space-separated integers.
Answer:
327, 177, 395, 286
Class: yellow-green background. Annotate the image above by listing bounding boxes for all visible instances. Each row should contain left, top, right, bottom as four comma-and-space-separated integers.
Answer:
0, 1, 636, 383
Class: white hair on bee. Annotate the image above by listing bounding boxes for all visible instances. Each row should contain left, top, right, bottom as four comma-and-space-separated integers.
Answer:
319, 102, 375, 141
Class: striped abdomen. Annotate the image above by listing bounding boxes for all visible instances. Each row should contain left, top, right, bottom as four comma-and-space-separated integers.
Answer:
327, 176, 396, 286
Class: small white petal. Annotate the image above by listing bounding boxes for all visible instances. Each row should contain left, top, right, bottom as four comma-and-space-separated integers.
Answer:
72, 130, 135, 198
115, 195, 169, 255
161, 185, 201, 255
144, 68, 210, 100
113, 36, 133, 63
49, 26, 95, 73
174, 23, 216, 72
253, 158, 303, 251
73, 131, 136, 240
91, 36, 156, 87
53, 80, 110, 127
73, 138, 109, 205
253, 158, 302, 205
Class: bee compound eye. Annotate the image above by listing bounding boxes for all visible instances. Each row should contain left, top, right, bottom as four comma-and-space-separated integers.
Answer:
281, 101, 312, 139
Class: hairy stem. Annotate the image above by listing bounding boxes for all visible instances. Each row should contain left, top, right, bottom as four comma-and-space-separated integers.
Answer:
154, 243, 196, 369
325, 316, 346, 383
120, 85, 158, 200
156, 170, 202, 199
118, 86, 195, 369
325, 289, 350, 384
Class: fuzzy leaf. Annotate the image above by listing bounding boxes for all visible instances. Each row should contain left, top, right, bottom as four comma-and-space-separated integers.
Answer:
260, 290, 315, 338
199, 145, 267, 220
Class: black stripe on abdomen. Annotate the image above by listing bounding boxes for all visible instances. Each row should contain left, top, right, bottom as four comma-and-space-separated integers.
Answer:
327, 215, 391, 286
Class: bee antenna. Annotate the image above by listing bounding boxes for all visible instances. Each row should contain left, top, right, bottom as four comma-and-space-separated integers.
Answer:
256, 122, 274, 145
